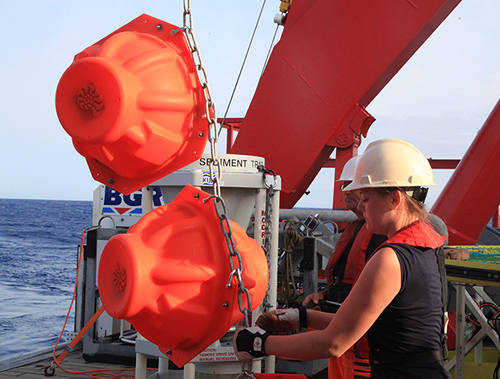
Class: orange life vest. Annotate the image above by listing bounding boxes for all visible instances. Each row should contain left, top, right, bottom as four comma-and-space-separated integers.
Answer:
325, 220, 369, 286
325, 220, 375, 379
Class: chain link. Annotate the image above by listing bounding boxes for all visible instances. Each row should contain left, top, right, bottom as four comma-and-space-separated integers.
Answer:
176, 1, 251, 327
206, 195, 252, 327
236, 363, 258, 379
173, 0, 222, 198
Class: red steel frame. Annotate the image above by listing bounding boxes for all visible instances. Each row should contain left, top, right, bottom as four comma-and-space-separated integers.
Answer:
222, 116, 500, 241
432, 99, 500, 244
230, 0, 461, 208
222, 118, 461, 205
223, 0, 500, 244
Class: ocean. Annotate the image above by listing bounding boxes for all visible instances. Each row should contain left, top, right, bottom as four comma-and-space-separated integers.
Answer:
0, 198, 93, 361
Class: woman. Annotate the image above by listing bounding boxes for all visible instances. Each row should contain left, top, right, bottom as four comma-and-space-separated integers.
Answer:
234, 139, 450, 378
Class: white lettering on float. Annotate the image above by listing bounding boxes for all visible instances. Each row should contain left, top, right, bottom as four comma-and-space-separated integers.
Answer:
191, 347, 239, 362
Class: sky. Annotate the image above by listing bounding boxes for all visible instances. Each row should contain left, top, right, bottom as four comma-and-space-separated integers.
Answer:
0, 1, 499, 209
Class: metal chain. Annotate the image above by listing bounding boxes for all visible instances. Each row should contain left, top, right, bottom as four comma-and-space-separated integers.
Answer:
206, 195, 252, 327
175, 1, 251, 327
173, 0, 222, 198
236, 363, 258, 379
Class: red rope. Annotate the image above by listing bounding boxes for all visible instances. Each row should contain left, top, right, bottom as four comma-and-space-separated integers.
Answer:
46, 229, 156, 378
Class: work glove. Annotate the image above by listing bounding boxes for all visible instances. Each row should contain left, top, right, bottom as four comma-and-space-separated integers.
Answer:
233, 326, 270, 360
255, 307, 307, 335
302, 291, 326, 310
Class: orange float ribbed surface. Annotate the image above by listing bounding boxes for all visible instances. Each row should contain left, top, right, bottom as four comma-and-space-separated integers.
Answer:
55, 14, 208, 195
98, 185, 269, 367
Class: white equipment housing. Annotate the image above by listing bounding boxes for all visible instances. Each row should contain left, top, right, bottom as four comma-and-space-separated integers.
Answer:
83, 154, 281, 378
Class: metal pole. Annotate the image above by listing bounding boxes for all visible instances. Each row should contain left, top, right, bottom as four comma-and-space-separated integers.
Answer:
135, 351, 147, 379
143, 186, 154, 214
254, 208, 357, 223
159, 357, 169, 374
455, 284, 465, 379
254, 188, 267, 374
135, 187, 154, 379
264, 188, 280, 374
183, 362, 196, 379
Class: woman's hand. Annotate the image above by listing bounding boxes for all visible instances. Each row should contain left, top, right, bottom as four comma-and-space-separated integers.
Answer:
302, 290, 326, 310
255, 308, 301, 334
233, 326, 270, 360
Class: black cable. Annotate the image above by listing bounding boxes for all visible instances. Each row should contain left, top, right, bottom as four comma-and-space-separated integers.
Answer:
259, 23, 280, 79
494, 354, 500, 379
219, 0, 268, 137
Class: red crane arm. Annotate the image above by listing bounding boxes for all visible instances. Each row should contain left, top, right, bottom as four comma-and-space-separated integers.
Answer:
432, 99, 500, 245
230, 0, 461, 208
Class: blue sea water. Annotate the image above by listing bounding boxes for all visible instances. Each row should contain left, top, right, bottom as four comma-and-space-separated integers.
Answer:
0, 198, 93, 361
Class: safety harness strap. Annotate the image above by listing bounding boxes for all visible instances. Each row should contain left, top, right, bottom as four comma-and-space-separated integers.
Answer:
437, 245, 449, 360
371, 348, 446, 365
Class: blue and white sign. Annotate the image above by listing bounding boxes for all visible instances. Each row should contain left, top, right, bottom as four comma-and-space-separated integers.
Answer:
202, 172, 215, 186
93, 186, 164, 227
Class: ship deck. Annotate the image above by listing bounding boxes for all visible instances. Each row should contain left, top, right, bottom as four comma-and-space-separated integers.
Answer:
1, 350, 136, 379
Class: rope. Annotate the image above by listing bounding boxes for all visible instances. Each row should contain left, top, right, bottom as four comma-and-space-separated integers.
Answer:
278, 222, 302, 306
44, 229, 156, 378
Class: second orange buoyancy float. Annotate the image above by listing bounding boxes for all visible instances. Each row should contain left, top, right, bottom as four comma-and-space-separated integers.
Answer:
98, 184, 269, 367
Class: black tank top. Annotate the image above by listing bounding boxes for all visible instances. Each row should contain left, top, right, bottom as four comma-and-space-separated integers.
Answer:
367, 243, 450, 378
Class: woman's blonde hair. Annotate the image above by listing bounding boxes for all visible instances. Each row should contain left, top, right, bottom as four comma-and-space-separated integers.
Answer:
375, 187, 430, 226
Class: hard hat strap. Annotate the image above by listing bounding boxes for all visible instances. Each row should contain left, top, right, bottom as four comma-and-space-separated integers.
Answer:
406, 187, 428, 203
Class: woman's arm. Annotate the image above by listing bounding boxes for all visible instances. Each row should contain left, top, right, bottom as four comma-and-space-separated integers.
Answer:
305, 308, 334, 330
263, 247, 402, 360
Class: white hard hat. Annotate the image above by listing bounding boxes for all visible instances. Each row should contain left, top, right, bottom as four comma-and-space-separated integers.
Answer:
343, 139, 435, 191
337, 155, 361, 182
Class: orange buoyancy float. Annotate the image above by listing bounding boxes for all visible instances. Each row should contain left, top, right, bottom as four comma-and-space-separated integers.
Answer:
55, 14, 208, 195
98, 184, 269, 367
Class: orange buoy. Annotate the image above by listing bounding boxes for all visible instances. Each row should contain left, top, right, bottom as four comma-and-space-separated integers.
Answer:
55, 14, 208, 195
98, 184, 269, 367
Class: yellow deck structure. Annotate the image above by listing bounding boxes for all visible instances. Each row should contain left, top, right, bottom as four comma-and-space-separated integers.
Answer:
445, 246, 500, 379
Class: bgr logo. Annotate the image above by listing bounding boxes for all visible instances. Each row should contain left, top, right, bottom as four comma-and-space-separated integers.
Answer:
103, 187, 163, 215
